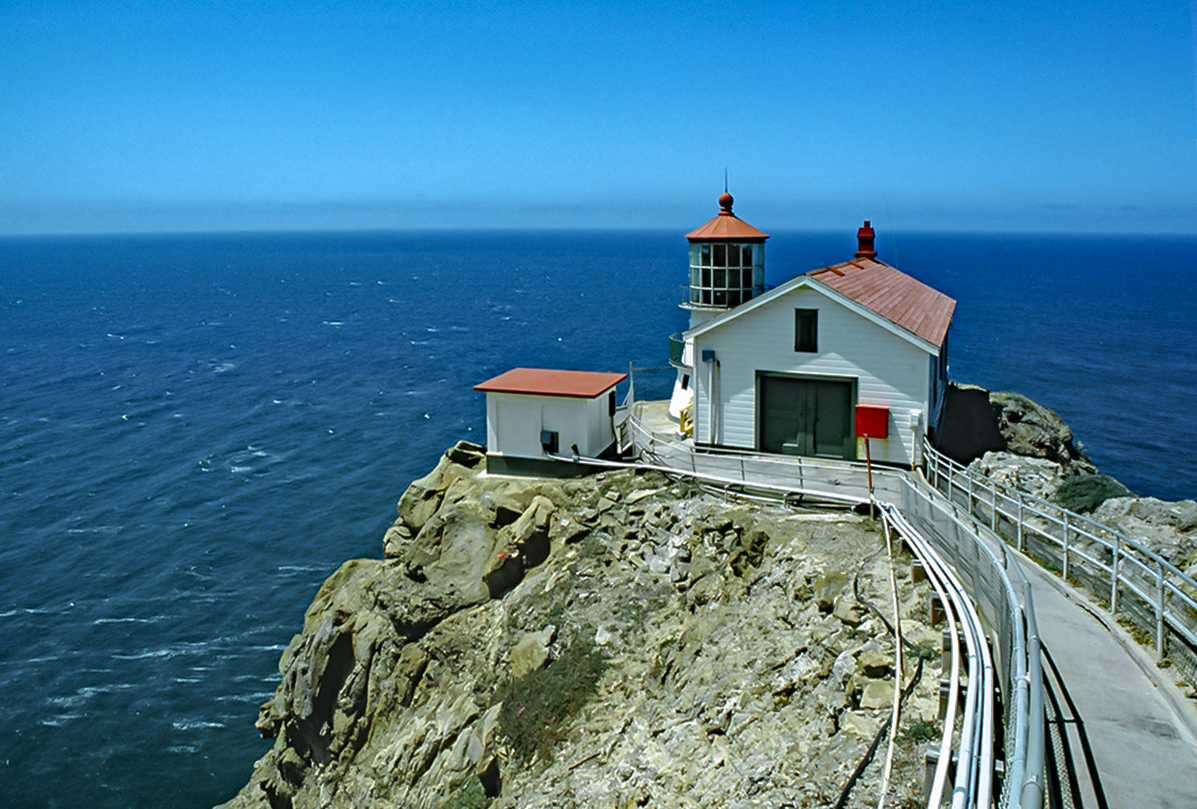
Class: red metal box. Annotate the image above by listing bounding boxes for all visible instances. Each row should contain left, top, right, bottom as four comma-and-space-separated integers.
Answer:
855, 405, 889, 438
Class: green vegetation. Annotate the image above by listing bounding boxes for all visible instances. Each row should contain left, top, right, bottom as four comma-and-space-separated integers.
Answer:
908, 643, 940, 661
581, 532, 608, 559
495, 633, 609, 764
1054, 474, 1132, 514
899, 719, 941, 744
442, 777, 491, 809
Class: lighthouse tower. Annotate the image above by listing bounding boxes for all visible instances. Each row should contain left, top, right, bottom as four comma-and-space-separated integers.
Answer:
668, 191, 769, 422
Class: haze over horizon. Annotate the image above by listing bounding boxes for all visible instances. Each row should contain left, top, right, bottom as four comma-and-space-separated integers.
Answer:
3, 0, 1196, 236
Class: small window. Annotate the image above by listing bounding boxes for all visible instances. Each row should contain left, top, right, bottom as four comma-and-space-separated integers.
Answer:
541, 430, 559, 454
681, 374, 690, 390
795, 309, 818, 352
608, 390, 616, 416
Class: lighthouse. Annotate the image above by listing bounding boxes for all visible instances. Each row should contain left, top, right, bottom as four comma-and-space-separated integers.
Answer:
668, 191, 769, 423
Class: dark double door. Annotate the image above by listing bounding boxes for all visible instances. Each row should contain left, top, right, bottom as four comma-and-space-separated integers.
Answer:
758, 375, 854, 460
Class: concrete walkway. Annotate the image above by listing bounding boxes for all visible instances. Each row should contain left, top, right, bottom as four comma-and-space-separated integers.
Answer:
1020, 557, 1197, 808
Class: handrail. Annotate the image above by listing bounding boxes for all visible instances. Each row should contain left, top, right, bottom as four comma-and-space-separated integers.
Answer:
626, 407, 1039, 809
923, 441, 1197, 680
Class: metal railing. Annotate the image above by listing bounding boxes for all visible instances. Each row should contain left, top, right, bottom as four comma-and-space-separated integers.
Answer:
668, 332, 685, 366
626, 406, 1041, 808
924, 442, 1197, 684
628, 405, 907, 505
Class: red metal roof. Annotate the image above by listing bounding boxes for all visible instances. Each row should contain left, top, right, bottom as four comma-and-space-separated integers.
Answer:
474, 368, 627, 399
806, 258, 956, 347
685, 192, 768, 242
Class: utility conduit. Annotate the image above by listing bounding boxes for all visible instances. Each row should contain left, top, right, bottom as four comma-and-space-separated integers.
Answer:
612, 410, 1043, 808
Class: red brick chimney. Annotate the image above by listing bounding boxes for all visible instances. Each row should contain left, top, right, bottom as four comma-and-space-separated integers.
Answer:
855, 220, 877, 260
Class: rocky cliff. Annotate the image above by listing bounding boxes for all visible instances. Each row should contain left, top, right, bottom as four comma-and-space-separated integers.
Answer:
955, 387, 1196, 578
219, 442, 945, 809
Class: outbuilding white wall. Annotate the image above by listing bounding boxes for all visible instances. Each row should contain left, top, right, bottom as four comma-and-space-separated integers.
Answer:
485, 390, 617, 460
689, 286, 932, 465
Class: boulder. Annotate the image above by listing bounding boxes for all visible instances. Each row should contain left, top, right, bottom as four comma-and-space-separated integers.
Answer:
989, 391, 1096, 474
510, 626, 556, 679
814, 571, 848, 612
859, 679, 895, 710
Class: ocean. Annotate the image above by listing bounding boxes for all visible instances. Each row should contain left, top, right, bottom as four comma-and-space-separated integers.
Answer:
1, 229, 1194, 808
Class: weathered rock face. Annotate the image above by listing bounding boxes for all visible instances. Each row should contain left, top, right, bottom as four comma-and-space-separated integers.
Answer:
989, 391, 1096, 474
1093, 497, 1197, 576
967, 450, 1069, 502
218, 443, 942, 809
949, 387, 1197, 572
937, 383, 1095, 475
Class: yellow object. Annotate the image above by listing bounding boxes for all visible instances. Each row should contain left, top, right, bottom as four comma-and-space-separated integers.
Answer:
679, 403, 694, 436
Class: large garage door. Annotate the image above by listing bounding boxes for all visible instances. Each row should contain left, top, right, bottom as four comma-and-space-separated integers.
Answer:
758, 375, 855, 459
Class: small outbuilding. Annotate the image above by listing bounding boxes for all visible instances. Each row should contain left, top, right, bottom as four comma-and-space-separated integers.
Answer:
474, 367, 627, 475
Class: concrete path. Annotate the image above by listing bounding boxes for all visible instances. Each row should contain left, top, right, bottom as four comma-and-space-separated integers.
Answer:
1019, 557, 1197, 808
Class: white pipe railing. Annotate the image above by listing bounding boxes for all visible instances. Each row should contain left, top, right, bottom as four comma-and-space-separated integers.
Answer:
923, 442, 1197, 671
625, 408, 1038, 809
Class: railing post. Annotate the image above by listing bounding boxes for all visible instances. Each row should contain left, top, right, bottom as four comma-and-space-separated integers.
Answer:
990, 483, 997, 532
1016, 492, 1025, 553
739, 455, 745, 483
1110, 538, 1120, 613
947, 462, 954, 502
968, 474, 974, 516
1156, 560, 1166, 662
1062, 512, 1070, 582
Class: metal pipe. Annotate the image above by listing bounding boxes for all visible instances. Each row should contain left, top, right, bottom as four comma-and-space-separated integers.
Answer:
1021, 583, 1046, 809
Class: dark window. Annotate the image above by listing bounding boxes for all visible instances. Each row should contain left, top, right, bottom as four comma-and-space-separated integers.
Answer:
795, 309, 818, 352
714, 244, 726, 267
681, 374, 690, 390
541, 430, 559, 454
608, 390, 616, 416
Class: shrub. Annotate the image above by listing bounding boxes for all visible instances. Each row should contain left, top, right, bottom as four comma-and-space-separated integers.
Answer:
495, 633, 609, 764
442, 777, 490, 809
899, 719, 941, 744
1054, 474, 1132, 513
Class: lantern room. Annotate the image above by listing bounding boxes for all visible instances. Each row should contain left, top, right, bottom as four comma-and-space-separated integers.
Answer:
683, 192, 768, 311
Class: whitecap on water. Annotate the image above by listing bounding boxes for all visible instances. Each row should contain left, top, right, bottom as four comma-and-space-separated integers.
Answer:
40, 714, 83, 727
172, 719, 225, 731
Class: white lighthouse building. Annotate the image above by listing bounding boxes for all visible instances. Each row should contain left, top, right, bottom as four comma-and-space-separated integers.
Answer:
668, 194, 956, 467
667, 191, 769, 422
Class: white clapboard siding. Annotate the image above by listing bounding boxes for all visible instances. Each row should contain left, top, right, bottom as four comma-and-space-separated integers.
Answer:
689, 285, 931, 465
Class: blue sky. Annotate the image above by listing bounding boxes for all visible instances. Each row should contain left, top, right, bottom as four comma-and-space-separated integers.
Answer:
2, 0, 1195, 234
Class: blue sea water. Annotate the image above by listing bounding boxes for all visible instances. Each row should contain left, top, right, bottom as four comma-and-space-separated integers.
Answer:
0, 229, 1194, 808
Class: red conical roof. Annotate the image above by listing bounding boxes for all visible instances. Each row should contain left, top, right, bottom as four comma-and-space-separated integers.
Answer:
685, 192, 768, 242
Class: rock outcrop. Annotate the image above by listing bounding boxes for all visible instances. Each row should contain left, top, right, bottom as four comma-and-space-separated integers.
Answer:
954, 389, 1195, 582
219, 442, 942, 809
1093, 497, 1197, 578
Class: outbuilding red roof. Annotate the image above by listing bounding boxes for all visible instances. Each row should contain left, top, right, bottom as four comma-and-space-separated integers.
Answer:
685, 192, 768, 242
474, 368, 627, 399
806, 258, 955, 347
